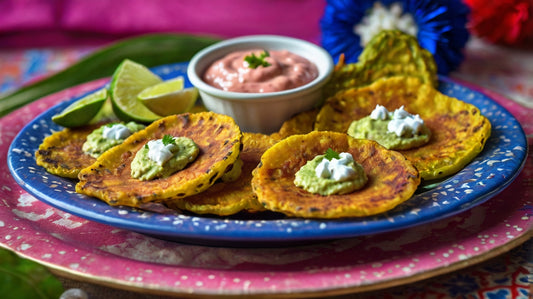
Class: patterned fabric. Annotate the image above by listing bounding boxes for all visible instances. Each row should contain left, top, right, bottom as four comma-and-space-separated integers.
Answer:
362, 240, 532, 298
0, 47, 91, 96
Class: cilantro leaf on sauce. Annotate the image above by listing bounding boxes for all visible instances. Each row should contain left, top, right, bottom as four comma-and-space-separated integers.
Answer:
244, 50, 271, 69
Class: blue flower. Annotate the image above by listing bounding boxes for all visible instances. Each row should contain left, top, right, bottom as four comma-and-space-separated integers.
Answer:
320, 0, 470, 75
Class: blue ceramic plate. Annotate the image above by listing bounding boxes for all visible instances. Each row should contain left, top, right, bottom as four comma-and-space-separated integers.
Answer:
8, 62, 528, 246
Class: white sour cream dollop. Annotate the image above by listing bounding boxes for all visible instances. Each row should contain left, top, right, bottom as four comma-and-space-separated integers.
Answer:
315, 152, 357, 181
370, 105, 425, 137
102, 124, 132, 140
370, 104, 389, 120
146, 138, 177, 165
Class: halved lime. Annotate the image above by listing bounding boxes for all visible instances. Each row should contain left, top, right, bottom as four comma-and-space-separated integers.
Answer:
109, 59, 163, 123
51, 88, 108, 127
138, 77, 199, 116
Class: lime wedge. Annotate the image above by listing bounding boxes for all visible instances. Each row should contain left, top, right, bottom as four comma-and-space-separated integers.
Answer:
51, 88, 108, 127
89, 98, 117, 123
138, 77, 199, 116
139, 77, 184, 97
109, 59, 163, 123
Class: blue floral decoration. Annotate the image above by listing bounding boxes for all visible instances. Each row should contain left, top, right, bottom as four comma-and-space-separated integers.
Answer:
320, 0, 470, 75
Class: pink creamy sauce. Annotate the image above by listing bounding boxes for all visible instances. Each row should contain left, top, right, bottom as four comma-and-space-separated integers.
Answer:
202, 49, 319, 93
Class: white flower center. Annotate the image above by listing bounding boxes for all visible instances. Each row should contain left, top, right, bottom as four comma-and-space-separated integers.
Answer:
354, 2, 418, 46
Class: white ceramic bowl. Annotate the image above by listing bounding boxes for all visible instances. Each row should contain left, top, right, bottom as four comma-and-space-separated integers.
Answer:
187, 35, 334, 133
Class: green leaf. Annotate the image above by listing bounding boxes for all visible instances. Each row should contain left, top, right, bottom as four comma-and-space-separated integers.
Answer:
0, 33, 220, 117
325, 148, 340, 161
162, 134, 176, 146
244, 50, 271, 69
0, 248, 64, 299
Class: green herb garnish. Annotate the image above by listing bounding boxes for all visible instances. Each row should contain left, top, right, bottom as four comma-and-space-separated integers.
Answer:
244, 50, 271, 69
325, 148, 341, 161
162, 134, 176, 146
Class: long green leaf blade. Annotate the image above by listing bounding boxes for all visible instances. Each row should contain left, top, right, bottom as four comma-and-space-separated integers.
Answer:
0, 248, 64, 299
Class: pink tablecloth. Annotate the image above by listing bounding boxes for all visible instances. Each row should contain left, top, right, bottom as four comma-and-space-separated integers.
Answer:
0, 0, 325, 48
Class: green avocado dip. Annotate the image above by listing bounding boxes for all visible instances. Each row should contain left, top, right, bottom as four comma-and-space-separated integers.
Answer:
294, 149, 367, 196
82, 122, 145, 158
131, 135, 199, 181
348, 105, 430, 150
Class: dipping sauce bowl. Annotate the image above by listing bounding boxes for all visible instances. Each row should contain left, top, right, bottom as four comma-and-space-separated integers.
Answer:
187, 35, 334, 133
